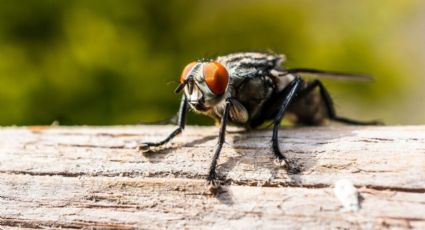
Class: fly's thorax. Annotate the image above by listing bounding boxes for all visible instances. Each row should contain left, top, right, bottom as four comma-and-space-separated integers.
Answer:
180, 61, 230, 112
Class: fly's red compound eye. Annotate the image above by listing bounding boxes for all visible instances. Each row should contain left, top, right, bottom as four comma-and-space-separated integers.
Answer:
203, 62, 229, 95
180, 62, 197, 83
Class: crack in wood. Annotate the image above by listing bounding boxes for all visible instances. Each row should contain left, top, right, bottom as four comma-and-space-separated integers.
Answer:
0, 217, 135, 229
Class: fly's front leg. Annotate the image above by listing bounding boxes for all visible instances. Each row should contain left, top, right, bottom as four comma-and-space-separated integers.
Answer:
138, 95, 188, 151
272, 77, 303, 172
207, 97, 232, 187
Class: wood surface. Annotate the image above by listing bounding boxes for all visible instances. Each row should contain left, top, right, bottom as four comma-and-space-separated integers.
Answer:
0, 125, 424, 229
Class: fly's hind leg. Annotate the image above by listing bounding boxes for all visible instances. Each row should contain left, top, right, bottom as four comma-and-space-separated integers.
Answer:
138, 95, 188, 151
300, 80, 382, 125
271, 77, 303, 172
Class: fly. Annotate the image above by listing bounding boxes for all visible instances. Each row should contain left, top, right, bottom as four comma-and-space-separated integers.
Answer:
140, 52, 381, 187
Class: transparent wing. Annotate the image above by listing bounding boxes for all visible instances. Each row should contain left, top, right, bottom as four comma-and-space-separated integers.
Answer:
285, 68, 373, 81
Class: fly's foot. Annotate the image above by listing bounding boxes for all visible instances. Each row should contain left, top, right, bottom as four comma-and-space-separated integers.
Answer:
137, 143, 150, 152
137, 142, 159, 152
205, 173, 222, 193
273, 158, 289, 169
273, 158, 301, 174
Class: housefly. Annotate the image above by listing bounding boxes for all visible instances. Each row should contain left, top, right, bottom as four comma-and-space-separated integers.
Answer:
140, 52, 380, 186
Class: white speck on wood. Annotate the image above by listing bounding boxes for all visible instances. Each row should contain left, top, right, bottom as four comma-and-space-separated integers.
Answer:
334, 179, 360, 212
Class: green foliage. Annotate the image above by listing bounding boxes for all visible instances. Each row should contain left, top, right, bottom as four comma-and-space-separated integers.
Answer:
0, 0, 423, 125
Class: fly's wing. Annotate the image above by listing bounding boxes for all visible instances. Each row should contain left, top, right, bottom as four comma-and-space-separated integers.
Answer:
216, 52, 285, 80
217, 52, 373, 81
285, 68, 373, 81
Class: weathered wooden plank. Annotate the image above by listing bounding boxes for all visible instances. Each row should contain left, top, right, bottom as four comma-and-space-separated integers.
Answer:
0, 126, 424, 190
0, 125, 424, 229
0, 175, 424, 229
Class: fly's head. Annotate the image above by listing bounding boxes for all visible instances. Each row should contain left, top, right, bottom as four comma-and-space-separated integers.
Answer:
175, 61, 229, 112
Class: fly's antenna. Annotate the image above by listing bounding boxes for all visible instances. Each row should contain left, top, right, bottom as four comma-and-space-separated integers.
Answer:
174, 76, 194, 94
188, 77, 194, 94
175, 62, 203, 94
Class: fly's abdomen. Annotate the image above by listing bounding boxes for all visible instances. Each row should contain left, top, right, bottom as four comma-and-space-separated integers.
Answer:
287, 90, 328, 125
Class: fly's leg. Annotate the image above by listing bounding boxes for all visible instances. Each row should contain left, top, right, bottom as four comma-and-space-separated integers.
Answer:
272, 77, 303, 172
207, 97, 232, 188
301, 80, 382, 125
138, 95, 188, 151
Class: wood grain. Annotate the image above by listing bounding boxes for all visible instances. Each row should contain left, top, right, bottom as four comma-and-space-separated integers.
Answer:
0, 125, 424, 229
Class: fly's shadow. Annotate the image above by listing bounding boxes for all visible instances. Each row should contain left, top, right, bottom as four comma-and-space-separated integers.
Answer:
140, 125, 359, 203
216, 126, 359, 188
214, 129, 305, 186
141, 134, 217, 162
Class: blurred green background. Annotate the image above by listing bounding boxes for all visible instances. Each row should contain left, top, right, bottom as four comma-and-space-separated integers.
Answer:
0, 0, 424, 126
